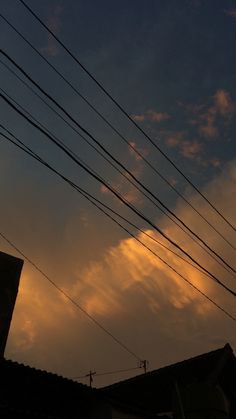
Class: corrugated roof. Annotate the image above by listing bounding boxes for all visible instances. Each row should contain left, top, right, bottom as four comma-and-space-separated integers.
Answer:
0, 358, 101, 418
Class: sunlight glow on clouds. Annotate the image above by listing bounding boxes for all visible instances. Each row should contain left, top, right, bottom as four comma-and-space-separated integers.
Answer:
72, 158, 236, 320
132, 110, 171, 123
7, 270, 74, 354
99, 143, 146, 205
185, 89, 236, 140
6, 159, 236, 376
166, 132, 202, 160
128, 141, 149, 162
224, 9, 236, 18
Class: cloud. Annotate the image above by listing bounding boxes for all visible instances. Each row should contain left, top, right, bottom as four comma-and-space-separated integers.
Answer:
224, 8, 236, 18
165, 131, 203, 160
67, 158, 236, 326
69, 230, 213, 318
168, 177, 178, 187
131, 110, 171, 123
147, 110, 171, 122
100, 168, 143, 205
128, 141, 149, 162
165, 132, 183, 148
5, 157, 236, 385
132, 114, 145, 122
199, 122, 218, 139
41, 5, 64, 57
214, 89, 235, 117
180, 140, 202, 159
183, 89, 235, 139
6, 268, 74, 357
99, 144, 146, 205
18, 160, 236, 322
209, 157, 221, 168
199, 90, 235, 138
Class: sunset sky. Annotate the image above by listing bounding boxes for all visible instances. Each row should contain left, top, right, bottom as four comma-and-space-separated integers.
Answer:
0, 0, 236, 387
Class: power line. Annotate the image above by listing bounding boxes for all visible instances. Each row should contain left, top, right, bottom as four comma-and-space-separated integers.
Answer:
0, 229, 143, 362
0, 125, 218, 279
2, 92, 236, 298
72, 365, 143, 380
1, 50, 235, 278
0, 76, 233, 280
1, 126, 235, 322
0, 13, 234, 251
16, 0, 236, 233
1, 79, 235, 284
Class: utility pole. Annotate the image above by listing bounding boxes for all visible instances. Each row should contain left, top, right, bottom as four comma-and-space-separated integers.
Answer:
140, 360, 149, 373
86, 371, 96, 387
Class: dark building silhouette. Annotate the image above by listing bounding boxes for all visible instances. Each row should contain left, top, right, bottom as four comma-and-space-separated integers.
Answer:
0, 251, 151, 418
0, 357, 153, 418
1, 250, 236, 418
101, 343, 236, 418
0, 251, 23, 357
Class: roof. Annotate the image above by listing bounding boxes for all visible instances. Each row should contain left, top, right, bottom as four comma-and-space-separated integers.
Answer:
0, 358, 102, 418
1, 344, 236, 417
101, 343, 236, 415
0, 358, 154, 418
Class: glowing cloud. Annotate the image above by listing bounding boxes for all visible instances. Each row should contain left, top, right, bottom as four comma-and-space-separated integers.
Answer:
5, 159, 236, 379
165, 132, 203, 160
71, 159, 236, 319
224, 9, 236, 18
131, 110, 171, 123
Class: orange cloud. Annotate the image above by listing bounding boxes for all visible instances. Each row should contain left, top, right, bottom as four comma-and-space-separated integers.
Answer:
224, 8, 236, 18
214, 89, 235, 117
131, 110, 171, 123
184, 89, 235, 139
199, 123, 218, 139
131, 114, 145, 122
70, 159, 236, 319
147, 110, 171, 122
4, 159, 236, 382
99, 151, 145, 205
180, 140, 202, 159
7, 269, 74, 358
165, 132, 202, 160
165, 131, 183, 147
100, 173, 143, 204
128, 141, 149, 161
209, 158, 221, 168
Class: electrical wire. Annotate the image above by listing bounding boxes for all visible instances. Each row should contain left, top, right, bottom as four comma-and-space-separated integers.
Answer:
2, 92, 236, 298
0, 74, 233, 279
72, 366, 142, 380
0, 13, 234, 251
16, 0, 236, 232
1, 127, 235, 322
1, 49, 235, 277
0, 227, 143, 362
0, 124, 217, 279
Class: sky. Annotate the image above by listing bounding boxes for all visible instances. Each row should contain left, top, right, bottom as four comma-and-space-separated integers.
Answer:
0, 0, 236, 387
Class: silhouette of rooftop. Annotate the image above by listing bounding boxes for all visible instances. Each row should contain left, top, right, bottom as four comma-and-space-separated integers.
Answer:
0, 358, 102, 418
101, 343, 236, 416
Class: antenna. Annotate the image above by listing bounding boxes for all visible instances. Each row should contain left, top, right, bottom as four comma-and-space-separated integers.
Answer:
140, 360, 149, 373
85, 370, 96, 387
